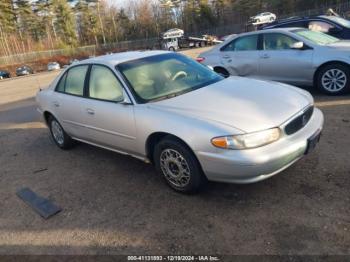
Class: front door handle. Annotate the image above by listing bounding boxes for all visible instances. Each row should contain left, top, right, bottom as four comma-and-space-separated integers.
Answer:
86, 108, 95, 115
261, 54, 270, 59
53, 101, 60, 107
222, 55, 231, 59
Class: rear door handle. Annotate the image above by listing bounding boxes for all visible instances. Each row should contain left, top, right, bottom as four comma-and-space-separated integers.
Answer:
261, 54, 270, 59
86, 108, 95, 115
222, 55, 230, 59
53, 101, 60, 107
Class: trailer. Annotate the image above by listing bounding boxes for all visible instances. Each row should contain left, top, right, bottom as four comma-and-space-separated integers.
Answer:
160, 28, 222, 51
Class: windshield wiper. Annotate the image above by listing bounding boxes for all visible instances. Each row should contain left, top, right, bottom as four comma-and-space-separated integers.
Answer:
149, 89, 191, 103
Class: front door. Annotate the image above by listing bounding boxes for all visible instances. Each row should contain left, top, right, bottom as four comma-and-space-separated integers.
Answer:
258, 33, 314, 85
83, 64, 137, 153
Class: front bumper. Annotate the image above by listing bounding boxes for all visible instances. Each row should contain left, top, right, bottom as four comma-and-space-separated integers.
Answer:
196, 108, 324, 184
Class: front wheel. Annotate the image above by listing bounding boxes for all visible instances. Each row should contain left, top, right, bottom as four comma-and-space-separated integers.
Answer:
48, 116, 75, 149
317, 63, 350, 95
153, 137, 206, 193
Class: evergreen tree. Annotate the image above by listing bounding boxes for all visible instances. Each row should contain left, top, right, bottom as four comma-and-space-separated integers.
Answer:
52, 0, 77, 46
0, 0, 16, 33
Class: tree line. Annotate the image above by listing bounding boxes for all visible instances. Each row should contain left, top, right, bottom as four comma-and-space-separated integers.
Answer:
0, 0, 347, 56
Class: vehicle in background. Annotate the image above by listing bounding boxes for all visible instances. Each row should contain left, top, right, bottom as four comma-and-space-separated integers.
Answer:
69, 59, 80, 65
198, 28, 350, 95
36, 51, 323, 193
0, 70, 11, 79
262, 15, 350, 39
47, 62, 61, 71
160, 28, 221, 51
16, 65, 34, 76
250, 12, 277, 25
220, 34, 237, 42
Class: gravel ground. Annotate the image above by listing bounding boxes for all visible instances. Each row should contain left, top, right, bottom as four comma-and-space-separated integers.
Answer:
0, 47, 349, 256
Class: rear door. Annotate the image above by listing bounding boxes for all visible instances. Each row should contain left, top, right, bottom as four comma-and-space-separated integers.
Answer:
220, 34, 261, 77
258, 32, 314, 85
52, 65, 90, 140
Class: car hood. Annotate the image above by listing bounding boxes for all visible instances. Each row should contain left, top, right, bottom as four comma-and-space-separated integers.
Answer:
150, 77, 312, 133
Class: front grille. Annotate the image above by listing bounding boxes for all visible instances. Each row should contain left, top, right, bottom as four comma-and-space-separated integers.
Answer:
285, 106, 314, 135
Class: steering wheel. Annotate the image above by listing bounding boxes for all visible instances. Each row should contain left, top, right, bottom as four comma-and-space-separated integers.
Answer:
171, 71, 187, 81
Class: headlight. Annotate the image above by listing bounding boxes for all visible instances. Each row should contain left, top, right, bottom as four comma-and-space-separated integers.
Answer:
211, 128, 281, 150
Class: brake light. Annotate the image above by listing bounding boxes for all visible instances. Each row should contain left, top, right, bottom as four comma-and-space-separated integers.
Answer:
196, 57, 205, 63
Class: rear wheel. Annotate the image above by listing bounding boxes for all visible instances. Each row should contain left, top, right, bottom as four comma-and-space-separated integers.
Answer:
48, 115, 75, 149
154, 136, 206, 193
317, 63, 350, 95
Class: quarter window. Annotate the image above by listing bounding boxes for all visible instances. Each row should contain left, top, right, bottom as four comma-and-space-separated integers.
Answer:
89, 65, 124, 102
56, 73, 67, 92
223, 35, 258, 51
65, 65, 89, 96
263, 33, 298, 50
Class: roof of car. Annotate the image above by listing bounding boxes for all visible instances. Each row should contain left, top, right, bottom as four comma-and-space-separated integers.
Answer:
77, 50, 170, 66
264, 15, 337, 28
233, 27, 302, 38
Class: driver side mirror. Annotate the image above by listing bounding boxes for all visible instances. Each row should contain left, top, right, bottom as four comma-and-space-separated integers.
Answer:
290, 41, 304, 50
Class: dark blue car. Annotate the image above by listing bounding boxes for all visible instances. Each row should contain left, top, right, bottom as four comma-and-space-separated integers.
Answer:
262, 15, 350, 39
0, 70, 10, 79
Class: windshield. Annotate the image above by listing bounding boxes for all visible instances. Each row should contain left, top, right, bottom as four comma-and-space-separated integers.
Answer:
326, 16, 350, 28
117, 53, 223, 103
294, 29, 339, 45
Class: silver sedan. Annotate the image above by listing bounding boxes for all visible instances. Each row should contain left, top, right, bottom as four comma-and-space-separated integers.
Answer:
198, 28, 350, 95
36, 51, 324, 193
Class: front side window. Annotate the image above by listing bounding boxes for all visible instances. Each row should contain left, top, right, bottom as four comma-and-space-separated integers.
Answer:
263, 33, 298, 50
223, 35, 258, 51
64, 65, 89, 96
117, 53, 223, 103
89, 65, 124, 102
309, 21, 334, 33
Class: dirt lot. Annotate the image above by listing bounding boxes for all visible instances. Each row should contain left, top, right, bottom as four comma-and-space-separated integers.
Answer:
0, 47, 349, 256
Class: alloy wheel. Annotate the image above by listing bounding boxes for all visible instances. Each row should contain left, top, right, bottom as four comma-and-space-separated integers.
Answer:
321, 68, 347, 93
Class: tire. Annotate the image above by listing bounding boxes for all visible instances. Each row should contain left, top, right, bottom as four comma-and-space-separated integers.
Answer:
317, 63, 350, 95
48, 115, 75, 149
153, 136, 206, 194
169, 47, 175, 52
214, 67, 230, 78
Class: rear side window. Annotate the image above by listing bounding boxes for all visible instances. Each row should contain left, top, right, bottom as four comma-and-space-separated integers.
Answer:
55, 65, 89, 96
223, 35, 258, 51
